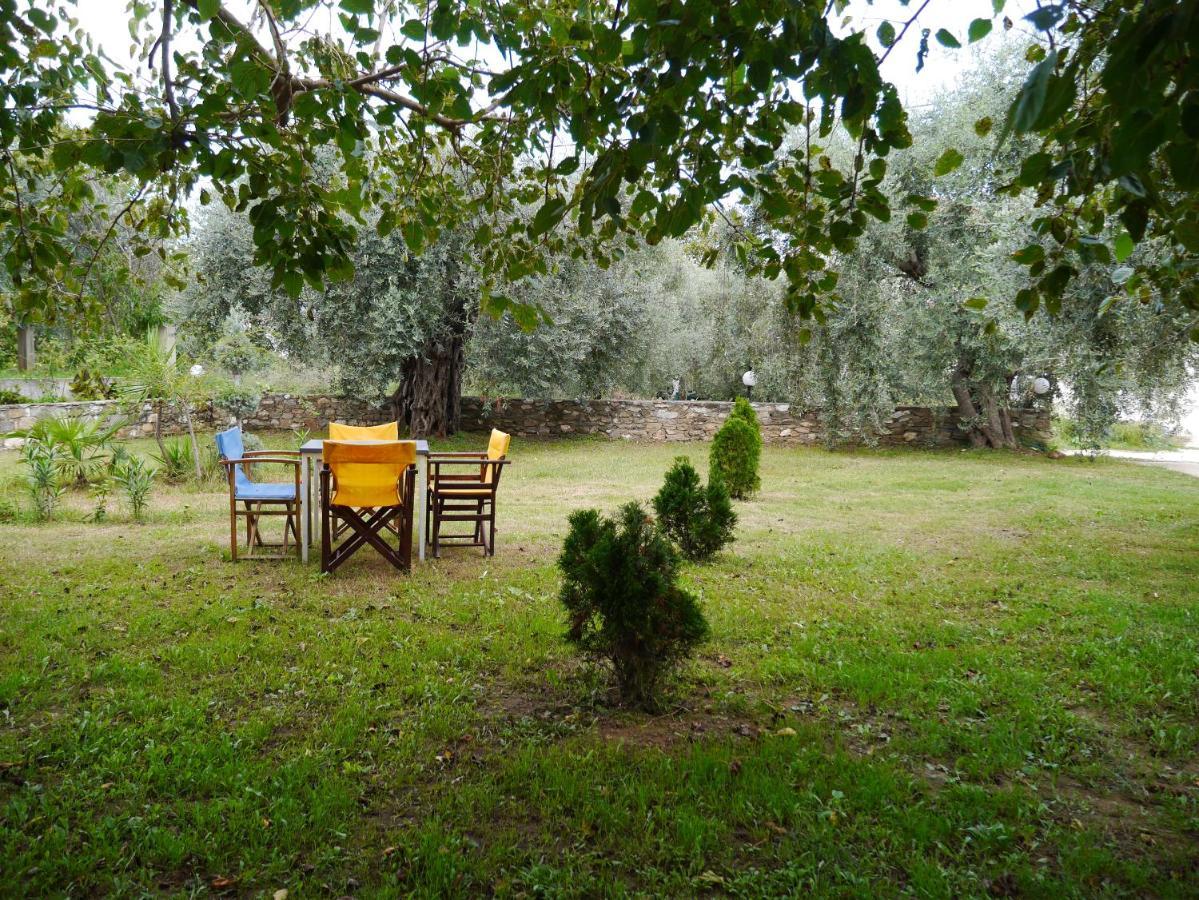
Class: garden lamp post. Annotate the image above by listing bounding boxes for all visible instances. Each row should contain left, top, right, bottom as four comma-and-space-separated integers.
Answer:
742, 369, 756, 400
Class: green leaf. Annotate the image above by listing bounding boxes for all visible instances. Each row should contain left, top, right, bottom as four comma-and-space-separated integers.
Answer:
196, 0, 220, 20
934, 148, 964, 176
992, 0, 1006, 12
963, 297, 989, 310
529, 196, 568, 237
340, 0, 374, 14
400, 19, 426, 41
1113, 233, 1135, 262
968, 19, 993, 43
1018, 152, 1053, 186
876, 21, 896, 47
906, 212, 928, 230
974, 116, 993, 137
1011, 244, 1045, 265
1025, 6, 1063, 30
935, 29, 961, 49
1010, 50, 1056, 134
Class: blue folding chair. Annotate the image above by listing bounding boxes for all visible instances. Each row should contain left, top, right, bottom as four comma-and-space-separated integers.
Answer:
215, 426, 301, 560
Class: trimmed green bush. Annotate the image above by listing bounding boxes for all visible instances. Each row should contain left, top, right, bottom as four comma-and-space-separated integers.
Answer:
653, 457, 736, 561
558, 502, 710, 710
710, 411, 761, 500
729, 396, 763, 444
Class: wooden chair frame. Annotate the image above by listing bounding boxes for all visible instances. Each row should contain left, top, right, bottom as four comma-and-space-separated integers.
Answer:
320, 463, 416, 574
426, 455, 511, 557
220, 451, 302, 561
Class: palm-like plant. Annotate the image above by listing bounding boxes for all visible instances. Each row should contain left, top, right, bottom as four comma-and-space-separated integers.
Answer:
20, 439, 65, 520
18, 415, 124, 488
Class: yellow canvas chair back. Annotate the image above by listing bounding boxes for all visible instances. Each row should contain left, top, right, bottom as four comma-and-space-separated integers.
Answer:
484, 428, 511, 483
323, 440, 416, 508
328, 420, 399, 440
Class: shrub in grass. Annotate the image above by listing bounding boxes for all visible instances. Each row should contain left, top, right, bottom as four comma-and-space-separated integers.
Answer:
114, 456, 155, 521
559, 502, 709, 710
652, 457, 736, 561
152, 436, 193, 483
20, 439, 63, 521
89, 476, 112, 522
0, 388, 28, 404
709, 411, 761, 500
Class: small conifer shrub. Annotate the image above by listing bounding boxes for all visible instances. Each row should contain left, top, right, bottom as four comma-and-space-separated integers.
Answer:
710, 402, 762, 499
653, 457, 736, 560
558, 502, 710, 710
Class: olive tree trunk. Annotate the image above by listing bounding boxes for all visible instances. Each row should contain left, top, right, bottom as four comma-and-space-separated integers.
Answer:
392, 333, 466, 437
951, 357, 1017, 450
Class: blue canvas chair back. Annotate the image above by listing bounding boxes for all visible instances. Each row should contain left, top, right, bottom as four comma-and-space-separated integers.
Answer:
215, 426, 252, 492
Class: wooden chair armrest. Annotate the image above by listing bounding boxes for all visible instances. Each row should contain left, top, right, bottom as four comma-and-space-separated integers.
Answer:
242, 449, 301, 457
427, 451, 487, 459
430, 457, 511, 466
221, 456, 301, 468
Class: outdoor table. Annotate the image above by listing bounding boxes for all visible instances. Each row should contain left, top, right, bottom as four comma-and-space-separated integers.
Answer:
299, 438, 430, 564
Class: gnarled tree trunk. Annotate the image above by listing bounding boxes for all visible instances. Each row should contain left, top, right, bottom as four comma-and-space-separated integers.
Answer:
951, 355, 1017, 450
392, 335, 465, 437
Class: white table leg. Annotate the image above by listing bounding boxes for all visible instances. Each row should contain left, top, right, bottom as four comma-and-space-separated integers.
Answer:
300, 454, 310, 564
416, 454, 428, 562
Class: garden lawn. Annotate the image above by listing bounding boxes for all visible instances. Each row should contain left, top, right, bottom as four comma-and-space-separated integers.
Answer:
1, 436, 1197, 896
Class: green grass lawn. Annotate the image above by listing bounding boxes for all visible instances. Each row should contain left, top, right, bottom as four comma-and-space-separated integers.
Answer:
1, 435, 1197, 896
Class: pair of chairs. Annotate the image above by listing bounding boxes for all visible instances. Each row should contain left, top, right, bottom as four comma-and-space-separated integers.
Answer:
215, 423, 512, 572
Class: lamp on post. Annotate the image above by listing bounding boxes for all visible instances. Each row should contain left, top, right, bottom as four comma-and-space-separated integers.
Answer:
741, 369, 757, 401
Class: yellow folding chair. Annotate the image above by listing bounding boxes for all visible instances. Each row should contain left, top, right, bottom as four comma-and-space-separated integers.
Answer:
320, 440, 416, 574
328, 421, 399, 441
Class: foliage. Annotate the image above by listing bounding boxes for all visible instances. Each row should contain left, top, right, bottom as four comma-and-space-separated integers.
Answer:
213, 383, 262, 428
152, 437, 193, 485
729, 398, 763, 444
113, 456, 155, 521
211, 330, 268, 383
466, 252, 651, 399
19, 438, 64, 520
88, 474, 112, 522
3, 0, 1194, 348
558, 502, 709, 709
117, 340, 209, 478
710, 416, 761, 500
19, 414, 122, 487
0, 388, 27, 404
765, 47, 1199, 449
68, 368, 114, 400
652, 457, 737, 561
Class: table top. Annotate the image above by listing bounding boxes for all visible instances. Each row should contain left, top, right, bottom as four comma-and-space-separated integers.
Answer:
300, 438, 429, 455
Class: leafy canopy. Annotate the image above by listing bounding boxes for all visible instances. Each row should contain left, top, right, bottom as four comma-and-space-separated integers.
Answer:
0, 0, 1195, 337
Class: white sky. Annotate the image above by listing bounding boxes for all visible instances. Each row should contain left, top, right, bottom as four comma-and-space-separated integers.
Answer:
68, 1, 1199, 437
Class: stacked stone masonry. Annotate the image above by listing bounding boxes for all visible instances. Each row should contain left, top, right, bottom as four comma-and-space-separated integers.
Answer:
458, 398, 1051, 447
1, 393, 1051, 449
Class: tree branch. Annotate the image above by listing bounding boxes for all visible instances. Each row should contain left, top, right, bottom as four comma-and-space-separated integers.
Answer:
162, 0, 180, 120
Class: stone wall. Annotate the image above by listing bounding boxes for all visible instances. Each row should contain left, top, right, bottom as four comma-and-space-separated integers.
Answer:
458, 397, 1051, 447
0, 392, 1052, 449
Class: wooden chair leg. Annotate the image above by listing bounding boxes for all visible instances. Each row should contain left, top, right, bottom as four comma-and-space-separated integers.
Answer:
488, 500, 496, 556
229, 495, 238, 562
432, 496, 442, 559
